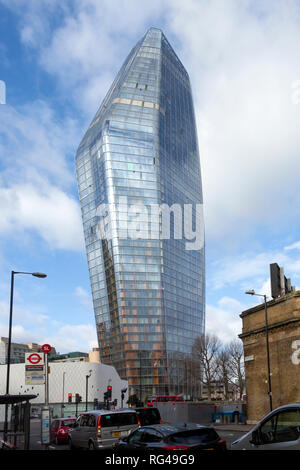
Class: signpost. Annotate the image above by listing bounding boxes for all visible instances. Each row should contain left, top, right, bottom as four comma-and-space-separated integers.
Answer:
40, 344, 51, 449
25, 352, 45, 385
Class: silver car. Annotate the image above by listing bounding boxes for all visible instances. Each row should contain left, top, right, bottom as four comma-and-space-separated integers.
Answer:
68, 409, 140, 450
231, 403, 300, 450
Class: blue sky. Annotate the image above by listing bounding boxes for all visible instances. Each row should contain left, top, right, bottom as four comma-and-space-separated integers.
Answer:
1, 0, 300, 352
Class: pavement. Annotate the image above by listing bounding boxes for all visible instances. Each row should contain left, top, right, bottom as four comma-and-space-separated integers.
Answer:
213, 424, 253, 448
214, 423, 253, 432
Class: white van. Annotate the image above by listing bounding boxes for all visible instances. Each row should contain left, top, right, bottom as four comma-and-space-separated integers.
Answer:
231, 403, 300, 450
68, 409, 140, 450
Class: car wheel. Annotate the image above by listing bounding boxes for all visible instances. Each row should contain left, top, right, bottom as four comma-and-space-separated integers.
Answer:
68, 437, 76, 450
88, 441, 95, 450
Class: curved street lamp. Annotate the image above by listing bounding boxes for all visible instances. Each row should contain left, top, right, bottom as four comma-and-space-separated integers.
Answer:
4, 270, 47, 441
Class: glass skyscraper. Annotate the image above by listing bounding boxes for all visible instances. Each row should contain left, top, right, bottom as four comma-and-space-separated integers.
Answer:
76, 28, 205, 401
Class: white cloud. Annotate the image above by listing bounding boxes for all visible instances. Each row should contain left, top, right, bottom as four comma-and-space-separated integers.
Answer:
0, 321, 97, 353
6, 0, 168, 114
206, 296, 244, 343
257, 279, 272, 299
0, 102, 77, 188
46, 324, 98, 353
0, 322, 44, 344
0, 100, 84, 251
209, 243, 300, 291
0, 300, 49, 325
210, 251, 274, 290
166, 0, 300, 241
285, 241, 300, 251
0, 182, 84, 251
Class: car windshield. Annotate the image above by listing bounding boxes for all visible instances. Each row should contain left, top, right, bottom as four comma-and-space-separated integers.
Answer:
169, 429, 219, 445
101, 413, 138, 427
62, 420, 75, 427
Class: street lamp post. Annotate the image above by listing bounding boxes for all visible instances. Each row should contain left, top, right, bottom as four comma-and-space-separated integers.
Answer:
86, 370, 92, 412
245, 290, 273, 412
61, 372, 66, 418
4, 270, 47, 442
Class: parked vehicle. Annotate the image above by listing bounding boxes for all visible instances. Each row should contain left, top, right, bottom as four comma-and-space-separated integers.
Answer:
133, 408, 162, 426
50, 418, 76, 445
114, 423, 227, 452
68, 410, 140, 450
147, 395, 184, 407
231, 403, 300, 450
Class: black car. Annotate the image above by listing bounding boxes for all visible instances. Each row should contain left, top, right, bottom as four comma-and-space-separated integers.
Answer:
134, 408, 162, 426
114, 423, 227, 452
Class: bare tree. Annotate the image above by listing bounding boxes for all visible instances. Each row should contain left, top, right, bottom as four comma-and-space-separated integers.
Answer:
192, 333, 221, 400
227, 339, 245, 400
216, 346, 231, 400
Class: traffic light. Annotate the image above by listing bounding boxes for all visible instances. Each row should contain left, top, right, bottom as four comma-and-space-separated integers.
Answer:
68, 393, 72, 403
104, 391, 108, 401
107, 385, 112, 401
75, 393, 82, 404
121, 387, 127, 405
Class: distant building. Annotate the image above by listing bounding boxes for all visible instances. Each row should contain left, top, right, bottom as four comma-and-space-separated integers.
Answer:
239, 290, 300, 424
0, 337, 56, 365
0, 361, 128, 421
201, 381, 240, 402
49, 348, 101, 363
49, 351, 89, 363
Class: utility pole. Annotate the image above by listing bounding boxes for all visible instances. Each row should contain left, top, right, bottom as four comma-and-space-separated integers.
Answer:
41, 343, 51, 450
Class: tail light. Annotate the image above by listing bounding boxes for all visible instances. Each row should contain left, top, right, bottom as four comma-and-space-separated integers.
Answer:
137, 417, 141, 426
163, 445, 189, 450
218, 439, 227, 449
97, 415, 102, 438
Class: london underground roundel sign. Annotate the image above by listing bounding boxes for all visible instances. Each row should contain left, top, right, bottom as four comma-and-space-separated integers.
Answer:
27, 353, 43, 365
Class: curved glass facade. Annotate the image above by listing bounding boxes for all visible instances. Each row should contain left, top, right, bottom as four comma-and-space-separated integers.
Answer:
76, 28, 205, 400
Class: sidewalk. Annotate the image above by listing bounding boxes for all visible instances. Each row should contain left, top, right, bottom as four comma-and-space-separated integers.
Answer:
214, 423, 253, 432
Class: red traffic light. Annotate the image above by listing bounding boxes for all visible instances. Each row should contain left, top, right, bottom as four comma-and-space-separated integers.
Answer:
107, 386, 112, 390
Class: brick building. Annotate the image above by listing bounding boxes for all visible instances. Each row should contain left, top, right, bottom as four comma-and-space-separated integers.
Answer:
239, 291, 300, 423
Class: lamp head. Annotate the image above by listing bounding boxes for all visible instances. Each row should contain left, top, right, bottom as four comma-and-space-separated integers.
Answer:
245, 289, 255, 295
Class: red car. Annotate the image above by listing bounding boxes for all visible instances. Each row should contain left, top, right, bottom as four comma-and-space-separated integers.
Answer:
50, 418, 76, 445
